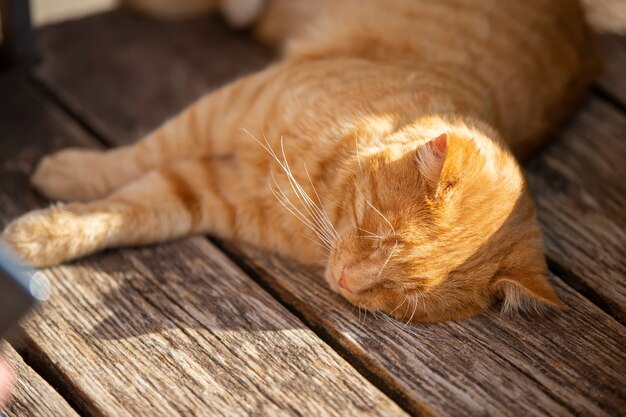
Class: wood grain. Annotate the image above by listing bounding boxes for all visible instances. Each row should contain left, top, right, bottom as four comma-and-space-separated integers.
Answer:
0, 73, 407, 417
31, 9, 626, 416
0, 342, 79, 417
226, 244, 626, 417
526, 98, 626, 323
34, 10, 274, 141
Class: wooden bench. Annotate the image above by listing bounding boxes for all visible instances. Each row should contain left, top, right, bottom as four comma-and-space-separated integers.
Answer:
1, 4, 625, 417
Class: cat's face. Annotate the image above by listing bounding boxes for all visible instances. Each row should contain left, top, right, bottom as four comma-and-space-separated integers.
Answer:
325, 124, 562, 323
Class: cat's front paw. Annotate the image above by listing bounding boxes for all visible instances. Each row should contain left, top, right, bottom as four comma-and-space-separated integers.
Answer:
31, 148, 109, 202
1, 207, 73, 267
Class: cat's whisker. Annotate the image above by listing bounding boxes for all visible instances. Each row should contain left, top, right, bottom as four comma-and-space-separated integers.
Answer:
376, 240, 398, 278
354, 306, 367, 330
403, 294, 419, 330
355, 226, 383, 239
364, 198, 396, 236
359, 236, 385, 241
360, 307, 366, 328
251, 131, 338, 249
302, 162, 339, 239
382, 312, 447, 341
385, 303, 412, 338
278, 138, 338, 243
269, 175, 320, 235
414, 288, 428, 313
355, 185, 396, 236
241, 128, 277, 161
259, 136, 334, 245
301, 179, 339, 245
390, 294, 408, 315
275, 197, 333, 249
355, 135, 363, 171
299, 233, 332, 254
379, 312, 411, 338
269, 177, 334, 249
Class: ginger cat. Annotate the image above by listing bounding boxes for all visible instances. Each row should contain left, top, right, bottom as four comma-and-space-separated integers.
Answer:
2, 0, 598, 322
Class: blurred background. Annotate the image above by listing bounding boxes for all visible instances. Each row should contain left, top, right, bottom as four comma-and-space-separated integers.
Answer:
16, 0, 626, 31
32, 0, 114, 26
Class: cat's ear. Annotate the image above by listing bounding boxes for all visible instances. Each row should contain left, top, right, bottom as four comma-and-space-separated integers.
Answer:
493, 272, 565, 314
415, 133, 450, 195
415, 133, 448, 191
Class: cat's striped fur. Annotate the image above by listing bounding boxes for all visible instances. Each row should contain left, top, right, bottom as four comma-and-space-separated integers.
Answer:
2, 0, 597, 322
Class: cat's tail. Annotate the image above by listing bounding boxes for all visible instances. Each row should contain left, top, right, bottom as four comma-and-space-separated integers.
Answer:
120, 0, 265, 28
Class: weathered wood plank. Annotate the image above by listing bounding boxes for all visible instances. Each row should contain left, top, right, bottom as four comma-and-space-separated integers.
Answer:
227, 245, 626, 417
526, 98, 626, 323
0, 342, 79, 417
0, 74, 407, 416
34, 10, 274, 141
32, 10, 626, 417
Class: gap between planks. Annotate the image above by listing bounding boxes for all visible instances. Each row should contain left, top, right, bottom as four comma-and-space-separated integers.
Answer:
0, 342, 81, 417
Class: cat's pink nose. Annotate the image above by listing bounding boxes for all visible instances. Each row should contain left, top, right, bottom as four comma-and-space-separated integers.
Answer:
339, 267, 351, 292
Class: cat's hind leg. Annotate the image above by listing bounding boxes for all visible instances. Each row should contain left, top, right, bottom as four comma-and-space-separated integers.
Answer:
31, 96, 221, 202
31, 147, 137, 202
3, 158, 235, 267
30, 66, 270, 203
32, 126, 200, 203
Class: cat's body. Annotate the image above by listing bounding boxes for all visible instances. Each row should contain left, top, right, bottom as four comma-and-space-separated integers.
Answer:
2, 0, 598, 322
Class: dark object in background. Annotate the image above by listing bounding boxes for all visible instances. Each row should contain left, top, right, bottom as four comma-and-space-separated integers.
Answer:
0, 242, 40, 338
0, 0, 38, 68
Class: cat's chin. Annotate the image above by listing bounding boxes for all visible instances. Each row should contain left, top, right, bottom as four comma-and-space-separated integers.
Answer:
322, 258, 362, 306
322, 261, 385, 313
322, 260, 342, 294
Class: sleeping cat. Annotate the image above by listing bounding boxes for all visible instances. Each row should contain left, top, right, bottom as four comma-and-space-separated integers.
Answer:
1, 0, 598, 322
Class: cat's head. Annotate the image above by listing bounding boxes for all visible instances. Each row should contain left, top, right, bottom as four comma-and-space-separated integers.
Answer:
325, 116, 563, 323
